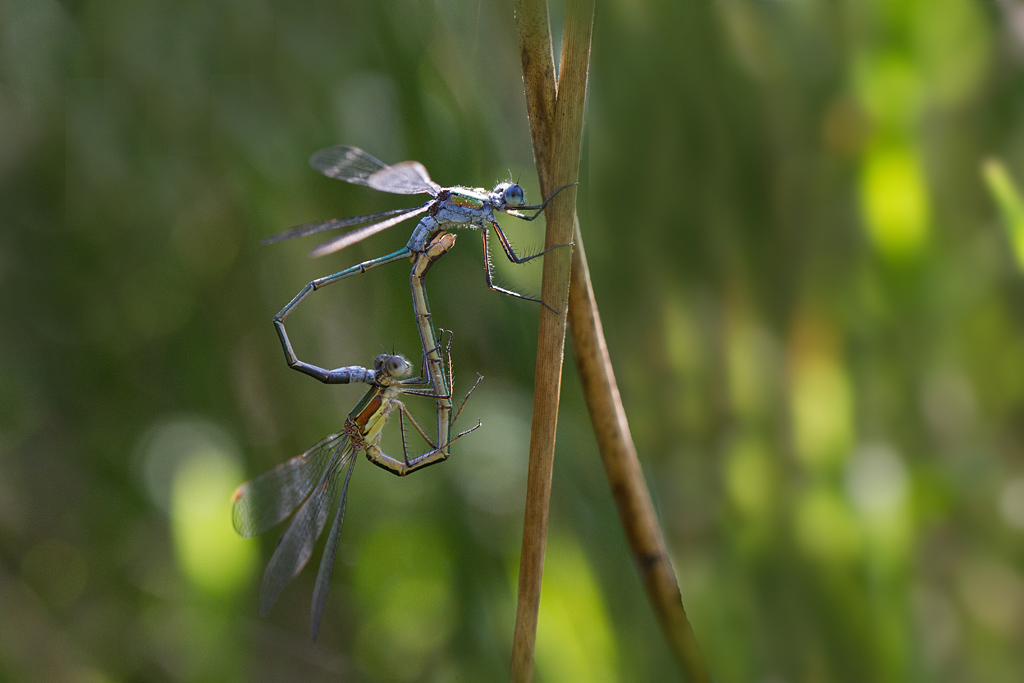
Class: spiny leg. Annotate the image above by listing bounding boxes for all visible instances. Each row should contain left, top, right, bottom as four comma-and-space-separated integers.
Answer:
451, 418, 483, 442
400, 330, 481, 427
364, 400, 441, 475
452, 373, 484, 427
437, 327, 483, 428
478, 227, 558, 313
274, 247, 411, 383
398, 405, 411, 468
404, 351, 482, 445
489, 218, 567, 265
399, 329, 453, 399
364, 400, 481, 476
437, 327, 456, 398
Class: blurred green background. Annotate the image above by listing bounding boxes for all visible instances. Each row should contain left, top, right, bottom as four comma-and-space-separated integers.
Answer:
3, 0, 1024, 681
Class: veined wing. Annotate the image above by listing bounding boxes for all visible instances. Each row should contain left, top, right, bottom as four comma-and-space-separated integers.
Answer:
309, 204, 431, 258
232, 433, 346, 538
310, 146, 439, 196
261, 207, 413, 245
368, 161, 440, 196
309, 145, 389, 183
257, 443, 354, 616
310, 453, 357, 642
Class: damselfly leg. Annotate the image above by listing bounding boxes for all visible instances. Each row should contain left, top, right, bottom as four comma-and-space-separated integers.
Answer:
272, 232, 460, 459
265, 146, 576, 328
232, 350, 480, 641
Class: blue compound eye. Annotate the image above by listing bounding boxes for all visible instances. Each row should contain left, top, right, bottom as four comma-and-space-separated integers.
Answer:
504, 184, 525, 207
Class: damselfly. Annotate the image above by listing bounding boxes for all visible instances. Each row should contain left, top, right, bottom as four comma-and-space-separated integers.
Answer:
276, 230, 464, 462
263, 145, 574, 310
232, 349, 480, 641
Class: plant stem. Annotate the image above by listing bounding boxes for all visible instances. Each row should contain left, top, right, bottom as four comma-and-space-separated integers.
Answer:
513, 2, 711, 682
567, 224, 712, 682
511, 1, 593, 682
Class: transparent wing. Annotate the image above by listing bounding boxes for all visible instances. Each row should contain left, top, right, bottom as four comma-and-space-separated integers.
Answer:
309, 204, 431, 258
257, 441, 354, 616
368, 161, 440, 196
309, 145, 389, 182
310, 453, 357, 642
231, 432, 345, 538
310, 146, 439, 196
261, 208, 414, 245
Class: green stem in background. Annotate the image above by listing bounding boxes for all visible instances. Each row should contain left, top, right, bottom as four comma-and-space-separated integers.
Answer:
982, 158, 1024, 272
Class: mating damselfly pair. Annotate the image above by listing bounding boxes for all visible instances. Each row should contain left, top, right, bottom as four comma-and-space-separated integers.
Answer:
233, 146, 571, 638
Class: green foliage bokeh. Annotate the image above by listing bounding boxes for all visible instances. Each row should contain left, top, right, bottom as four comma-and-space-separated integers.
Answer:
3, 1, 1024, 681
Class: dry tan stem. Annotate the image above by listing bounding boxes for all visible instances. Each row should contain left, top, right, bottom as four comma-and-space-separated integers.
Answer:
568, 225, 711, 682
514, 0, 556, 182
513, 1, 710, 682
510, 0, 593, 681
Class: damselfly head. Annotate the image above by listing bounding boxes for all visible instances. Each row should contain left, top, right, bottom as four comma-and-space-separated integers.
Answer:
494, 182, 525, 208
375, 353, 414, 379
